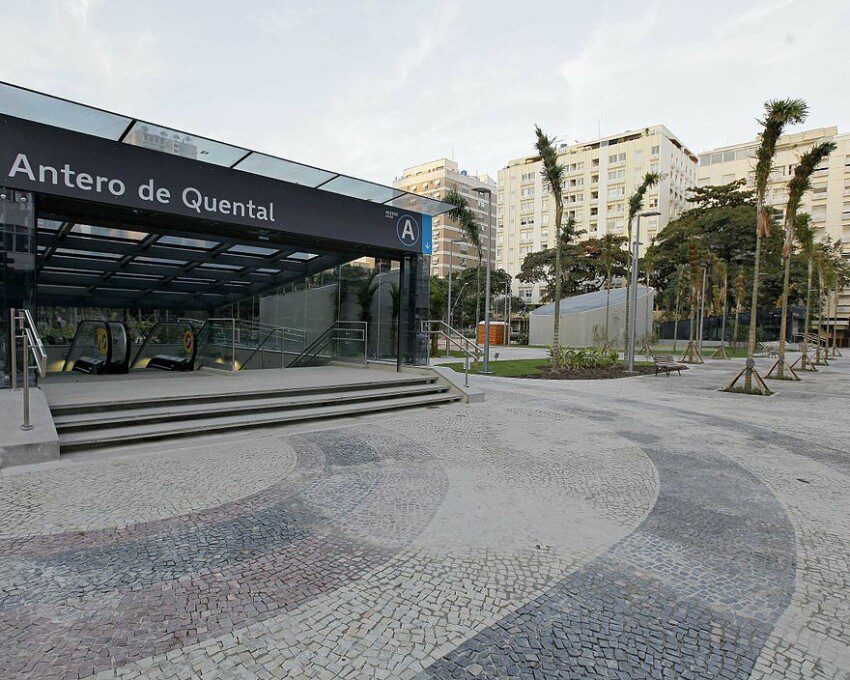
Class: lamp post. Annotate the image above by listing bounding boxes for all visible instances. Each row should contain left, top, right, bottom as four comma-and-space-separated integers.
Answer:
627, 210, 660, 372
446, 237, 466, 356
474, 185, 494, 374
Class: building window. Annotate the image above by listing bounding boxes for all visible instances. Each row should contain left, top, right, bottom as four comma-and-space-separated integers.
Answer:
651, 145, 660, 156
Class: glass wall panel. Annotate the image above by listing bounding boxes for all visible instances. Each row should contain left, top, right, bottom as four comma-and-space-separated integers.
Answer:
0, 188, 36, 388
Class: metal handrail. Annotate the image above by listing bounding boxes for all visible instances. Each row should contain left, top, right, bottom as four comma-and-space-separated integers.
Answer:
10, 308, 47, 431
420, 320, 481, 360
287, 321, 368, 368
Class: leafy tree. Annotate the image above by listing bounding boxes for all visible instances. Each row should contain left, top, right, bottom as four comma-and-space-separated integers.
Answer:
534, 125, 567, 368
450, 266, 512, 329
428, 276, 447, 353
771, 140, 836, 379
649, 181, 804, 317
517, 229, 629, 301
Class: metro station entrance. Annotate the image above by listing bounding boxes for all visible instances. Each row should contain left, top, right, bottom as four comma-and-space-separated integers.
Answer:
0, 82, 453, 391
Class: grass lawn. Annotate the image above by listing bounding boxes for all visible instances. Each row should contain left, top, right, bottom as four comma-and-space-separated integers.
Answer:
442, 358, 550, 377
442, 357, 654, 378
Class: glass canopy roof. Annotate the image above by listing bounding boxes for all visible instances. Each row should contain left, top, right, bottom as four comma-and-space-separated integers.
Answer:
0, 81, 456, 217
35, 218, 351, 311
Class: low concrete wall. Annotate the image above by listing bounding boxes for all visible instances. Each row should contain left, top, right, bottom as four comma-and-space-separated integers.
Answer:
0, 387, 59, 468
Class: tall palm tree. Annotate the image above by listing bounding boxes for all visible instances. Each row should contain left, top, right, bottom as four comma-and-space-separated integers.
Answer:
769, 140, 836, 380
814, 242, 831, 365
534, 125, 566, 368
444, 187, 483, 327
641, 237, 657, 355
624, 172, 661, 350
680, 243, 705, 363
726, 97, 808, 394
671, 264, 688, 353
732, 269, 746, 351
793, 214, 818, 370
710, 257, 730, 359
830, 244, 848, 357
599, 233, 627, 351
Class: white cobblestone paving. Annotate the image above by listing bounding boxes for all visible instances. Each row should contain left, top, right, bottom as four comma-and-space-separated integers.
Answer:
0, 355, 848, 679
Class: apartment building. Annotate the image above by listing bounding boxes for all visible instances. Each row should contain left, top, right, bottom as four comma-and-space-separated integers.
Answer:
394, 159, 496, 277
698, 127, 850, 338
497, 125, 697, 305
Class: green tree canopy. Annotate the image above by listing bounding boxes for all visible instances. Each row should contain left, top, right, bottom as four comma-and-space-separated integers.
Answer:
647, 180, 805, 312
516, 225, 629, 302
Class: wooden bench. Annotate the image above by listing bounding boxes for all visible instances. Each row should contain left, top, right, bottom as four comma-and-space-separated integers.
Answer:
653, 354, 687, 376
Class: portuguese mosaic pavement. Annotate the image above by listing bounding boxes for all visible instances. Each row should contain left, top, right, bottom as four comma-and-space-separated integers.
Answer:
0, 358, 848, 679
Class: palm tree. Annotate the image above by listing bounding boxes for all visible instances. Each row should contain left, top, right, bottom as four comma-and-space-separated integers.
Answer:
599, 234, 627, 351
725, 98, 808, 394
768, 140, 836, 380
444, 187, 483, 327
814, 242, 831, 365
641, 237, 658, 356
792, 214, 818, 371
732, 269, 746, 351
830, 245, 848, 357
710, 257, 731, 359
534, 125, 566, 368
671, 264, 688, 353
624, 172, 661, 350
680, 243, 705, 363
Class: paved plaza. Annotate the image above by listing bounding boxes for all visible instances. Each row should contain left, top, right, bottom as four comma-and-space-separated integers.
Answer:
0, 357, 848, 679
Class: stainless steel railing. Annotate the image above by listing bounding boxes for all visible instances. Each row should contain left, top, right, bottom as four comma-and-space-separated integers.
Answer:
9, 308, 47, 431
178, 317, 307, 371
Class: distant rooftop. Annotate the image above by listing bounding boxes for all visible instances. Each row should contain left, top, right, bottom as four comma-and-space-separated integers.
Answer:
0, 81, 455, 217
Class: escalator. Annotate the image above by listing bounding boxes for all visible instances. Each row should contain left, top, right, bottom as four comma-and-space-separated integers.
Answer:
131, 320, 199, 371
62, 320, 131, 375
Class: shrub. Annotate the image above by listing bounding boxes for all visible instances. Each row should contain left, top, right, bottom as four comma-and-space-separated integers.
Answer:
549, 346, 618, 371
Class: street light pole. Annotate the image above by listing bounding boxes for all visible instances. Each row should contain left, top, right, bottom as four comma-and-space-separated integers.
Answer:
627, 210, 660, 373
475, 186, 493, 374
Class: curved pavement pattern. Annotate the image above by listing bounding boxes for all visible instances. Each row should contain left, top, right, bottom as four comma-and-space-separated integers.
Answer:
0, 355, 848, 679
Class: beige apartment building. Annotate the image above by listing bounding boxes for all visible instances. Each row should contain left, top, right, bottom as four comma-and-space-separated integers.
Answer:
497, 125, 697, 305
394, 159, 496, 278
698, 127, 850, 338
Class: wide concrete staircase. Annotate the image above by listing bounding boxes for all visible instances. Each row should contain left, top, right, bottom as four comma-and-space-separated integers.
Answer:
51, 374, 459, 452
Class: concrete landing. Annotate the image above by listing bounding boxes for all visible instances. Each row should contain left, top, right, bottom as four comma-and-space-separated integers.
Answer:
41, 365, 422, 410
0, 387, 59, 468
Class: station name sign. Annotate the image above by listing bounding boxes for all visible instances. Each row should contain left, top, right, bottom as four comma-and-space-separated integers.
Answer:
0, 115, 429, 255
7, 152, 277, 223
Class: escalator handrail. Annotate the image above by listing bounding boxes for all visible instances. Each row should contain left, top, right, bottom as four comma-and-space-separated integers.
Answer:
131, 320, 198, 369
62, 319, 112, 372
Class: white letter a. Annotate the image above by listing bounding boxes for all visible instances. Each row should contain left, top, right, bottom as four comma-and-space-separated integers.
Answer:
401, 219, 415, 241
9, 153, 35, 181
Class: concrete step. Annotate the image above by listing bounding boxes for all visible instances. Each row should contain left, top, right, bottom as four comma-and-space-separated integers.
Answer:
53, 383, 450, 431
48, 375, 437, 416
57, 391, 460, 452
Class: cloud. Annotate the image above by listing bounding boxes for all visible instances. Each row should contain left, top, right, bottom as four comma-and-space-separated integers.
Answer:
1, 2, 165, 113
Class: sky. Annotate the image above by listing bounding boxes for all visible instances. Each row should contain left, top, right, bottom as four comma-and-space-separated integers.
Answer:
2, 0, 849, 186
